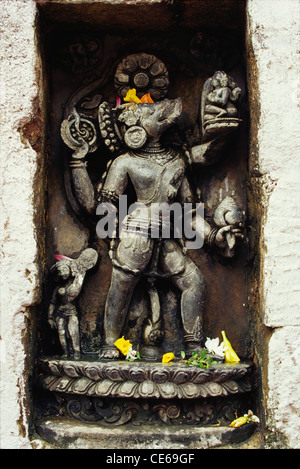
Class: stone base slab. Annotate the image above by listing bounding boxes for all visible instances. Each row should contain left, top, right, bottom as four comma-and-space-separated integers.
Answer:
36, 416, 256, 449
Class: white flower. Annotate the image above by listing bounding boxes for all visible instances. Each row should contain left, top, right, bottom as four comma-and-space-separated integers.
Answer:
205, 337, 228, 358
126, 347, 138, 360
250, 415, 260, 423
245, 410, 260, 423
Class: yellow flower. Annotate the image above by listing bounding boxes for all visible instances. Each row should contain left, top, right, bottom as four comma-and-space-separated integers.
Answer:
114, 336, 133, 356
123, 88, 141, 104
162, 352, 175, 363
221, 330, 240, 363
229, 410, 259, 427
229, 416, 248, 428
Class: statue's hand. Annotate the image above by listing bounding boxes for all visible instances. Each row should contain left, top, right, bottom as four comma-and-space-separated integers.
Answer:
70, 261, 80, 277
215, 226, 230, 248
72, 139, 89, 159
215, 224, 244, 250
48, 318, 57, 330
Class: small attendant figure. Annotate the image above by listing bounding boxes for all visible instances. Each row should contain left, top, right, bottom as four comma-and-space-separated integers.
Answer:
48, 248, 98, 359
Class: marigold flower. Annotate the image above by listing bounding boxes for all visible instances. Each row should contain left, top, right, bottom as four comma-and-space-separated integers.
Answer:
140, 93, 154, 103
114, 336, 133, 356
123, 88, 141, 104
162, 352, 175, 363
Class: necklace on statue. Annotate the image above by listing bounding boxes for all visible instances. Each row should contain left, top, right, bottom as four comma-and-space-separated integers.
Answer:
131, 146, 177, 165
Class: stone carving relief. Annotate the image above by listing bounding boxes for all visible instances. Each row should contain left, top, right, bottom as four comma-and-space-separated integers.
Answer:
114, 53, 169, 101
37, 358, 253, 427
51, 395, 254, 428
37, 29, 251, 433
48, 249, 98, 359
59, 51, 244, 360
38, 358, 252, 400
201, 71, 242, 141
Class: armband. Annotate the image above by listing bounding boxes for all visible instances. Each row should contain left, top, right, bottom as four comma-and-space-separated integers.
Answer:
207, 227, 218, 246
69, 160, 88, 169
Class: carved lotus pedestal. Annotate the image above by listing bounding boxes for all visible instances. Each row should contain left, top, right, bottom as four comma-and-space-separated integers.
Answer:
35, 358, 256, 449
202, 117, 242, 141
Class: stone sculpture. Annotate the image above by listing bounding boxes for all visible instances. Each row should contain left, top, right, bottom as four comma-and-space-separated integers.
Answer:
48, 248, 98, 358
60, 53, 244, 360
201, 70, 242, 141
213, 196, 243, 258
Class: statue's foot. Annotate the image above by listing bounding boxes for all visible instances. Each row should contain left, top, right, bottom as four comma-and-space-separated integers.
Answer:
206, 352, 224, 362
185, 342, 224, 361
99, 345, 119, 359
185, 341, 203, 358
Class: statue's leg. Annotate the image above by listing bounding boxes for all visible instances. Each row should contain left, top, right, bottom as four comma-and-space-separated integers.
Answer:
204, 104, 227, 118
160, 240, 206, 354
101, 236, 154, 358
226, 102, 238, 117
173, 260, 206, 354
56, 316, 68, 357
67, 313, 81, 359
101, 268, 140, 358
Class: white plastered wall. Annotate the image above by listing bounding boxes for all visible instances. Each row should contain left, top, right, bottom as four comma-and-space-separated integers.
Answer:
0, 0, 299, 449
0, 0, 43, 449
247, 0, 300, 449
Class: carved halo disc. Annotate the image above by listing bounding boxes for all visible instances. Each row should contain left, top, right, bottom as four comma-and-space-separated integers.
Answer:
114, 53, 169, 101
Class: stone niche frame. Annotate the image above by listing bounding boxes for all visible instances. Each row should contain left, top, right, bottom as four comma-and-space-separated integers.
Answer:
0, 0, 299, 450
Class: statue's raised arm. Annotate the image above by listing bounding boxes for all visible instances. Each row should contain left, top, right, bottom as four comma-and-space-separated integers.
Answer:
190, 71, 242, 166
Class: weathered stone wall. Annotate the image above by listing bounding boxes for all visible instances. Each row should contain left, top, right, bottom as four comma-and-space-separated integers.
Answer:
0, 0, 299, 449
